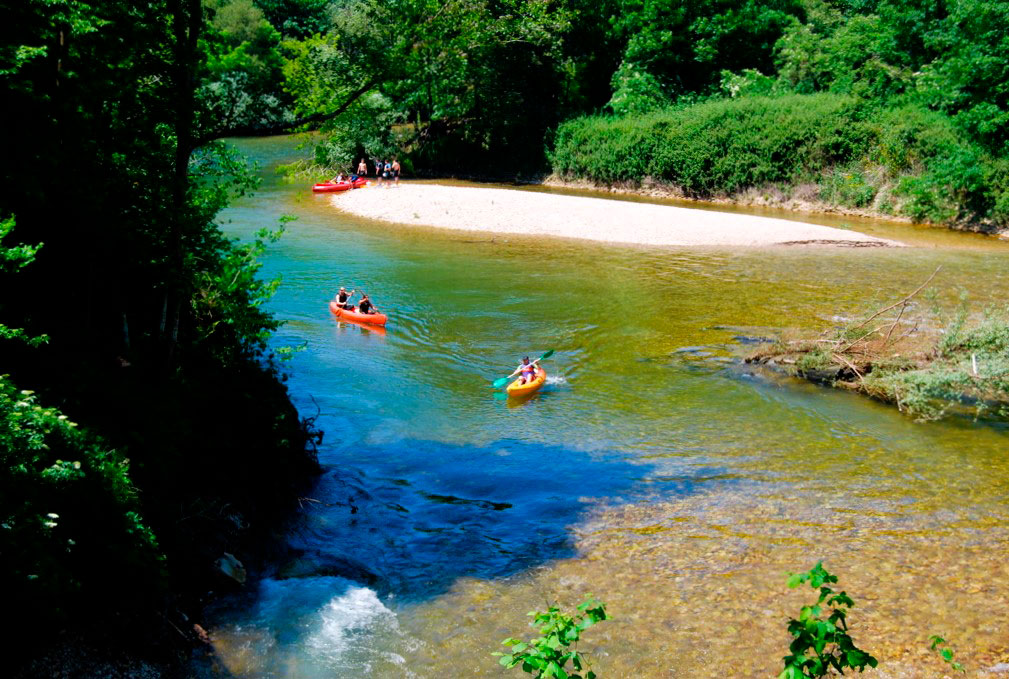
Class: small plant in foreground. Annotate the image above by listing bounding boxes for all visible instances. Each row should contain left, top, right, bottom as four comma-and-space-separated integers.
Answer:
929, 635, 965, 673
493, 597, 608, 678
780, 562, 877, 679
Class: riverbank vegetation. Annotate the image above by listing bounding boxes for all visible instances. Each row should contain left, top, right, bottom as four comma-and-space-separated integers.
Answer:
2, 0, 319, 671
195, 0, 1009, 231
747, 268, 1009, 421
551, 0, 1009, 230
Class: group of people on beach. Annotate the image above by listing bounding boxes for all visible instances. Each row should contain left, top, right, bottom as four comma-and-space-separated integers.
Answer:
333, 287, 379, 315
330, 158, 401, 188
359, 157, 400, 187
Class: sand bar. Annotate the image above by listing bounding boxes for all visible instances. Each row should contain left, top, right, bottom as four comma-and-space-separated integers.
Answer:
331, 184, 901, 247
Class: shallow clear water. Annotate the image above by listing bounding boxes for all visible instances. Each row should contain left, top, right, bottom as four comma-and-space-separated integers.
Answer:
201, 137, 1009, 678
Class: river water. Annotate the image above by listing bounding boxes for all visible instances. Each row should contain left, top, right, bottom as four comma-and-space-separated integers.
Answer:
203, 137, 1009, 678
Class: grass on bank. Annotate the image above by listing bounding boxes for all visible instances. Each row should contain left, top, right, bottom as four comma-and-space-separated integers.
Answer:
550, 94, 1009, 230
747, 268, 1009, 421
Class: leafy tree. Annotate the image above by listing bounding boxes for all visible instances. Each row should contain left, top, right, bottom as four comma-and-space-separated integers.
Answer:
254, 0, 332, 39
0, 217, 163, 645
0, 0, 318, 659
0, 217, 45, 347
610, 0, 804, 104
203, 0, 292, 136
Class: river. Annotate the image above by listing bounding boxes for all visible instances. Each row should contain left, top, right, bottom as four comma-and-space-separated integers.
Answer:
201, 136, 1009, 678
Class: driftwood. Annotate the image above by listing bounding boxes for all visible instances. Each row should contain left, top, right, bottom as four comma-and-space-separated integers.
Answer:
750, 268, 943, 380
851, 266, 941, 332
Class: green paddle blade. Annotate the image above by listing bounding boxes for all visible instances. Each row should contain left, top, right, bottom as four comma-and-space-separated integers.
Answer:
538, 349, 555, 360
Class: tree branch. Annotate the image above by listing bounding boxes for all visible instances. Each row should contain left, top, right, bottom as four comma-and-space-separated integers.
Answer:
192, 79, 376, 149
851, 266, 941, 332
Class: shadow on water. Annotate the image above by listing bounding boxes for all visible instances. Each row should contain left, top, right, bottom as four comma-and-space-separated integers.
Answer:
199, 437, 745, 678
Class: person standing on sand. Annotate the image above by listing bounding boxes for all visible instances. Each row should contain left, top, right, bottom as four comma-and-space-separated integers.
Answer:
382, 160, 391, 188
391, 159, 401, 187
357, 158, 368, 177
375, 160, 384, 187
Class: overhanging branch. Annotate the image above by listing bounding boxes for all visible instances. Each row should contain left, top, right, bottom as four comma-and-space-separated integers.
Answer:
192, 79, 376, 149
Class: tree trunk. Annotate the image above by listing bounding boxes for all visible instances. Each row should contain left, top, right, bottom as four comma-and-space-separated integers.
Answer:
166, 0, 202, 363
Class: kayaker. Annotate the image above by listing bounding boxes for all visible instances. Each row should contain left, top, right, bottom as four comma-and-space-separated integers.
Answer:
357, 293, 378, 315
334, 287, 356, 309
357, 158, 368, 176
509, 356, 539, 385
331, 172, 345, 183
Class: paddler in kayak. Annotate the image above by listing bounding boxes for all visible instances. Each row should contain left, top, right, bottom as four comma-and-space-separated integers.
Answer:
334, 286, 356, 309
508, 356, 540, 385
357, 293, 380, 315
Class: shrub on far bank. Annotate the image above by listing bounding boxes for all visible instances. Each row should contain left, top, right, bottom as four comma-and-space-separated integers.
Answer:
550, 94, 1007, 230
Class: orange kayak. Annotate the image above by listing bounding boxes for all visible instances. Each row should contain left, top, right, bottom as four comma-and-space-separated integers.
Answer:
328, 300, 388, 326
313, 178, 368, 193
506, 367, 546, 397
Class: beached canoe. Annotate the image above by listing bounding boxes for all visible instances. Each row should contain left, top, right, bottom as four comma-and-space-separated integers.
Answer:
329, 300, 388, 326
506, 367, 546, 397
312, 178, 368, 193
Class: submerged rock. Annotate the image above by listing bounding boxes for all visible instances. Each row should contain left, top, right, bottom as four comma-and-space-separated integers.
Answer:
215, 552, 246, 585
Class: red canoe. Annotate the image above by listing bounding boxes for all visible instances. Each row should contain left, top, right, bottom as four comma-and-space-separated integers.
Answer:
329, 300, 388, 326
312, 178, 369, 193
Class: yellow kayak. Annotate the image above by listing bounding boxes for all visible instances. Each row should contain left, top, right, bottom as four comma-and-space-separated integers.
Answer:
506, 367, 546, 397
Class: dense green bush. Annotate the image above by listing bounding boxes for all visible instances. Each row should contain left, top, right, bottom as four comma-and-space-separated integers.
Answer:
0, 376, 164, 638
551, 94, 1005, 227
552, 94, 872, 193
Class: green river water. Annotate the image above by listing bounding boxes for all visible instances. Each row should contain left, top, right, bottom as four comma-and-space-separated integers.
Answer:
203, 136, 1009, 678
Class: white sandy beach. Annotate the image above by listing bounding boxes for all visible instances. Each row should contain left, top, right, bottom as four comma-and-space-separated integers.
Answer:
331, 183, 901, 247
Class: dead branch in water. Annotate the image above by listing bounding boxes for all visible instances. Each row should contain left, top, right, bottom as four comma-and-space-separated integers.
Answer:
832, 353, 865, 382
851, 266, 941, 332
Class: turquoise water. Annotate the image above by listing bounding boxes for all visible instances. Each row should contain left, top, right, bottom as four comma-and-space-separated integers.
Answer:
200, 137, 1009, 678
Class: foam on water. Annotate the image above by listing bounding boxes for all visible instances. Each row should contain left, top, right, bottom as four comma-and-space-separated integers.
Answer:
306, 585, 399, 665
212, 577, 418, 678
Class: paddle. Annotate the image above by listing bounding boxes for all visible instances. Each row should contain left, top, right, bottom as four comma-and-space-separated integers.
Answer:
491, 349, 554, 388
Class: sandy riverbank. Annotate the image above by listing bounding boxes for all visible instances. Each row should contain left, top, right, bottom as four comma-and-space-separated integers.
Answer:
330, 183, 902, 247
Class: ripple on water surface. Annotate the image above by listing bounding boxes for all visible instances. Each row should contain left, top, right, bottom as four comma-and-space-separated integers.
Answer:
202, 137, 1009, 678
